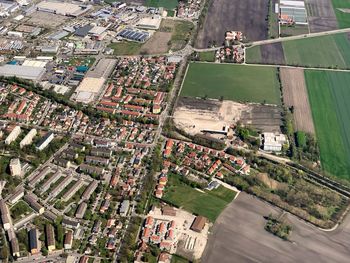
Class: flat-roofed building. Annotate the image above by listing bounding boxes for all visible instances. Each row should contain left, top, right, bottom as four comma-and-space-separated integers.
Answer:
20, 128, 37, 148
119, 200, 129, 217
29, 228, 40, 254
0, 65, 45, 81
9, 158, 21, 177
5, 125, 21, 145
75, 202, 87, 219
46, 224, 55, 252
36, 131, 54, 151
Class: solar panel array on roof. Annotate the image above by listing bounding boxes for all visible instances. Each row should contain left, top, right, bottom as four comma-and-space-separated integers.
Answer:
117, 28, 150, 42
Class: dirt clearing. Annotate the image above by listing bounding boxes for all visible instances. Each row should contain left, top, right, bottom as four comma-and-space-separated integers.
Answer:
281, 68, 315, 134
305, 0, 338, 32
196, 0, 269, 48
174, 97, 249, 135
140, 31, 171, 54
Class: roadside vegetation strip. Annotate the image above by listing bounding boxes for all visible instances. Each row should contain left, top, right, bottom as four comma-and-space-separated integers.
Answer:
332, 0, 350, 28
305, 70, 350, 180
180, 63, 281, 105
163, 173, 237, 222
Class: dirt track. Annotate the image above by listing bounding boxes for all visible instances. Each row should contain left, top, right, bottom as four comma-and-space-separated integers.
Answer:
202, 192, 350, 263
281, 68, 315, 134
306, 0, 338, 32
196, 0, 269, 48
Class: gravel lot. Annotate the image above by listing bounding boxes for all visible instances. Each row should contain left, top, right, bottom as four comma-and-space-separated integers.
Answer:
202, 192, 350, 263
196, 0, 269, 48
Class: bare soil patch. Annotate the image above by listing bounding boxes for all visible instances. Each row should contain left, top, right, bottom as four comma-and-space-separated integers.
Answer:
27, 11, 69, 28
196, 0, 269, 48
261, 42, 285, 64
140, 31, 171, 54
240, 104, 283, 133
305, 0, 338, 33
281, 68, 315, 134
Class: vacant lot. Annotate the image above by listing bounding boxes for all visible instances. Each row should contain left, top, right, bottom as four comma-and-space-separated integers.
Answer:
240, 104, 283, 133
196, 0, 269, 48
140, 31, 172, 54
202, 192, 350, 263
247, 33, 350, 69
281, 68, 315, 134
109, 41, 142, 56
27, 11, 69, 28
163, 174, 237, 222
305, 0, 338, 32
181, 63, 281, 105
305, 70, 350, 180
161, 19, 194, 51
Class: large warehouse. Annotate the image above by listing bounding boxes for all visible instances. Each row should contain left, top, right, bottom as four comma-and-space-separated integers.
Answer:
0, 64, 45, 81
279, 0, 308, 25
36, 1, 91, 17
74, 59, 116, 103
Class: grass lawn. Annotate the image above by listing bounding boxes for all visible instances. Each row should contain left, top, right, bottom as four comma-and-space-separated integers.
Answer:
305, 70, 350, 180
108, 41, 142, 56
268, 0, 279, 38
66, 57, 95, 67
10, 201, 33, 221
163, 174, 237, 222
146, 0, 178, 9
181, 63, 281, 105
283, 33, 350, 68
245, 45, 262, 63
332, 0, 350, 28
198, 51, 215, 62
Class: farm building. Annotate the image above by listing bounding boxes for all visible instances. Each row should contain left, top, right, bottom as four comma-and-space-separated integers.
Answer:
279, 0, 307, 25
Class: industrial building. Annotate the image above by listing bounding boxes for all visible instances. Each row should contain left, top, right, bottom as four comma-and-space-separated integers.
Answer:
24, 194, 45, 214
29, 228, 40, 254
279, 0, 308, 25
5, 126, 21, 145
261, 132, 288, 152
74, 59, 116, 103
9, 158, 21, 177
46, 224, 56, 252
136, 16, 162, 30
117, 28, 150, 42
36, 1, 91, 17
0, 199, 12, 230
36, 131, 54, 151
0, 65, 45, 81
20, 128, 37, 148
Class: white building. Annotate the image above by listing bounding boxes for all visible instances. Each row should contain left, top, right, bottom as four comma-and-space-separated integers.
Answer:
9, 158, 21, 177
36, 132, 54, 151
20, 128, 37, 148
261, 132, 288, 152
5, 126, 21, 145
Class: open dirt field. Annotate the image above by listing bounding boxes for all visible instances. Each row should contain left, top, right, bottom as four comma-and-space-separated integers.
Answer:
196, 0, 269, 48
305, 0, 338, 32
140, 31, 171, 54
240, 104, 283, 133
202, 192, 350, 263
174, 97, 249, 135
27, 11, 70, 28
261, 42, 285, 64
281, 68, 315, 134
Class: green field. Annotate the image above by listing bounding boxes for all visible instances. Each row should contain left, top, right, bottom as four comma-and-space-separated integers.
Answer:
181, 63, 281, 104
198, 51, 215, 62
146, 0, 178, 9
246, 33, 350, 69
108, 41, 142, 56
305, 70, 350, 180
332, 0, 350, 28
163, 174, 237, 222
